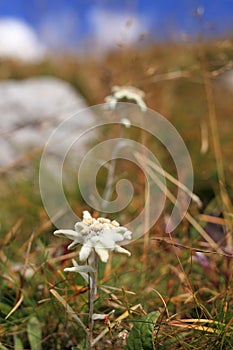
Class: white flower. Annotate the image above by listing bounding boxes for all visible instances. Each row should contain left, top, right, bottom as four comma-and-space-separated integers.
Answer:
121, 117, 131, 128
104, 85, 147, 112
54, 211, 132, 263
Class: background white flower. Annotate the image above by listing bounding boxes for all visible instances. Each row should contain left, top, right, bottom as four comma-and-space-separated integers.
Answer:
54, 211, 132, 262
105, 85, 147, 112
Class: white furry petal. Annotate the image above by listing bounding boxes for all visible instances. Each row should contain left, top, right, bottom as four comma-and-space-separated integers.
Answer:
79, 244, 92, 261
95, 247, 109, 263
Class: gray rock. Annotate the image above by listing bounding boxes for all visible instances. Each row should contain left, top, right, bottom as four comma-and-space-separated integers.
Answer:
0, 76, 93, 167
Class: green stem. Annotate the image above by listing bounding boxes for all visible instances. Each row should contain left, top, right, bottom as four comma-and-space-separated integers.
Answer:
101, 123, 124, 214
87, 251, 98, 349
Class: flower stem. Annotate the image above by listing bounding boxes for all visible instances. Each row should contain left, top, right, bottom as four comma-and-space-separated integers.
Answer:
101, 123, 124, 214
87, 251, 98, 349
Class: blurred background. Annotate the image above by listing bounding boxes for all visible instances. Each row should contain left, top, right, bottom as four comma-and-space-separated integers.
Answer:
0, 2, 233, 349
0, 0, 232, 58
0, 0, 232, 189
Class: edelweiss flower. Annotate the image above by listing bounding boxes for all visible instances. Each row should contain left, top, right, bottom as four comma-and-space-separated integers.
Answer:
105, 85, 147, 112
54, 211, 132, 263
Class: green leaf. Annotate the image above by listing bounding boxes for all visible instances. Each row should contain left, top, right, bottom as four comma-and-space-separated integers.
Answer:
14, 335, 24, 350
0, 302, 12, 316
0, 343, 9, 350
27, 316, 42, 350
125, 311, 159, 350
72, 339, 87, 350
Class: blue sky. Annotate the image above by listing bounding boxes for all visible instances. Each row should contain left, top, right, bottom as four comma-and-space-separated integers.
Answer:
0, 0, 232, 52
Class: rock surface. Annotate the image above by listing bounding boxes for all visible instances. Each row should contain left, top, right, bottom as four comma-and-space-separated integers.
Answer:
0, 76, 93, 167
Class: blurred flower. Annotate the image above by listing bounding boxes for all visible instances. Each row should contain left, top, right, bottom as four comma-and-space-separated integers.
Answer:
54, 211, 132, 263
121, 117, 131, 128
195, 252, 210, 269
105, 85, 147, 112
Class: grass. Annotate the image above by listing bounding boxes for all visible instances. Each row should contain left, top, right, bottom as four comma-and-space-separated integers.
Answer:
0, 37, 233, 349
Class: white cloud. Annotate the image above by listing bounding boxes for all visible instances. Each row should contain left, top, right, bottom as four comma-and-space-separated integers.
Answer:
0, 17, 46, 62
87, 9, 149, 53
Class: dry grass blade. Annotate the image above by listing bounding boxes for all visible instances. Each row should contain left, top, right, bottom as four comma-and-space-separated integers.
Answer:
153, 237, 233, 257
170, 322, 215, 333
0, 146, 43, 174
21, 208, 67, 250
0, 217, 24, 262
91, 304, 142, 347
185, 212, 223, 254
199, 42, 233, 249
0, 217, 24, 248
197, 214, 227, 226
5, 230, 35, 319
134, 151, 202, 207
200, 120, 209, 154
22, 231, 35, 280
134, 151, 223, 254
5, 293, 24, 320
50, 289, 87, 332
169, 318, 232, 336
151, 70, 191, 82
100, 285, 136, 295
49, 251, 78, 264
152, 289, 169, 318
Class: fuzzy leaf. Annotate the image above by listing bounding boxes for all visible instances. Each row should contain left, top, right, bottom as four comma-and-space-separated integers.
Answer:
27, 316, 42, 350
125, 311, 159, 350
14, 335, 24, 350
